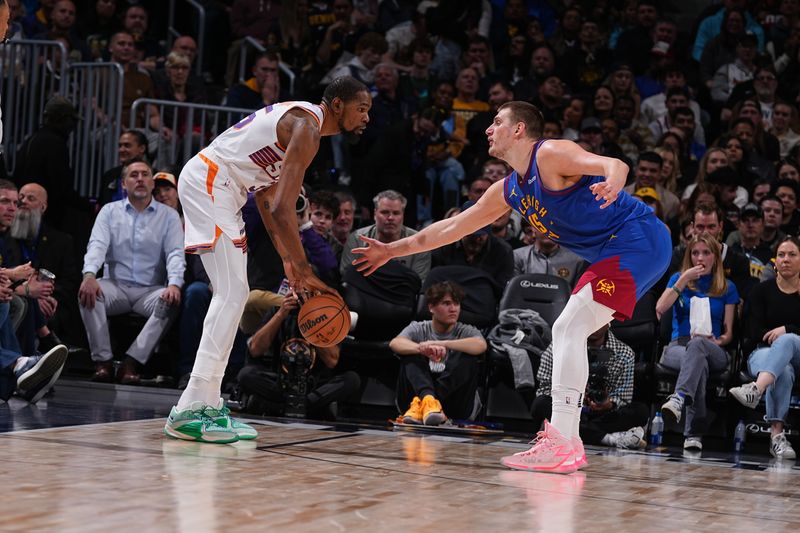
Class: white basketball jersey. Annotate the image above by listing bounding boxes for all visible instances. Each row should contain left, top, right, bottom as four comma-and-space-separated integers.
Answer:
203, 101, 325, 193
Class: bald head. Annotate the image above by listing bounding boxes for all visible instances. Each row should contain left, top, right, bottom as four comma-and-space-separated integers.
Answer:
172, 36, 197, 63
19, 183, 48, 213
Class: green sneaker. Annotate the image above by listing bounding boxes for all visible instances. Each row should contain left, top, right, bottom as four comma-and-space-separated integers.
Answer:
205, 398, 259, 440
164, 401, 239, 444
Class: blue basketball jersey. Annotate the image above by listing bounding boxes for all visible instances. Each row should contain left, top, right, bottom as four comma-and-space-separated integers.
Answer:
503, 140, 654, 263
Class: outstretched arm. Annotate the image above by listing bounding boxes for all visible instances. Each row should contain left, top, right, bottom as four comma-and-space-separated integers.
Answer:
352, 180, 510, 275
537, 140, 630, 209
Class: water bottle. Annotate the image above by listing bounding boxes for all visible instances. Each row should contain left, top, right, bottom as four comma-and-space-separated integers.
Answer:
734, 419, 747, 452
650, 411, 664, 447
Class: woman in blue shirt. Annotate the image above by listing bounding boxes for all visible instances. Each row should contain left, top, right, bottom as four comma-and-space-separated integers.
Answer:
655, 234, 739, 450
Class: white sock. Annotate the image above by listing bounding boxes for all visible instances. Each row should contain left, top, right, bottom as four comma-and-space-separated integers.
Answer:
551, 386, 582, 439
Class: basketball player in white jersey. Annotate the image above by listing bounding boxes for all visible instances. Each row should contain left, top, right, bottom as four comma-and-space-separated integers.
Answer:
165, 77, 371, 443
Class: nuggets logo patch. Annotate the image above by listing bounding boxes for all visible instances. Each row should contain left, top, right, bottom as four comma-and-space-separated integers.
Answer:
595, 279, 616, 296
558, 268, 571, 279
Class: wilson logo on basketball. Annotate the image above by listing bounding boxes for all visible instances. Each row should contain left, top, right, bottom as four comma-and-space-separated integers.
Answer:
299, 314, 329, 333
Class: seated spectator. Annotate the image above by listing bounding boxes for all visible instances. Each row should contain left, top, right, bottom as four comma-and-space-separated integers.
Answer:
771, 102, 800, 158
711, 32, 758, 106
153, 52, 209, 144
632, 186, 666, 221
431, 200, 514, 288
397, 37, 439, 109
153, 171, 180, 213
391, 281, 486, 425
340, 190, 430, 282
107, 31, 159, 132
307, 189, 343, 264
449, 67, 490, 160
623, 151, 680, 222
773, 179, 800, 235
656, 234, 738, 451
0, 276, 68, 403
10, 183, 81, 351
321, 31, 387, 86
226, 51, 291, 110
238, 292, 360, 419
78, 158, 185, 384
78, 0, 121, 60
35, 0, 89, 61
513, 226, 585, 287
777, 158, 800, 182
729, 236, 800, 460
668, 204, 753, 298
99, 130, 149, 206
726, 203, 775, 279
121, 4, 165, 69
698, 7, 746, 87
759, 194, 787, 251
532, 323, 649, 449
332, 191, 356, 246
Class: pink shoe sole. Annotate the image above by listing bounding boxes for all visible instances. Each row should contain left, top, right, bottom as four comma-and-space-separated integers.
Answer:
500, 455, 580, 475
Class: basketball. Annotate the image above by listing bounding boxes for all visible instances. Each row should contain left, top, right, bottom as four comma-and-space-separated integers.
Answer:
297, 293, 351, 348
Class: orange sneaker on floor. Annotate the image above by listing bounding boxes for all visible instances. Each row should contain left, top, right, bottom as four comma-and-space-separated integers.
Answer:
500, 420, 578, 474
402, 396, 423, 424
421, 395, 446, 426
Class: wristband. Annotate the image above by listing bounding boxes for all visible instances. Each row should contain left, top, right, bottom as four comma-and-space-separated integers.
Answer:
83, 272, 96, 280
672, 286, 681, 296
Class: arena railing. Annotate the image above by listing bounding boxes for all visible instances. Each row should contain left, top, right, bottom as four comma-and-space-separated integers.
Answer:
129, 98, 253, 169
65, 62, 125, 198
0, 39, 68, 176
167, 0, 206, 77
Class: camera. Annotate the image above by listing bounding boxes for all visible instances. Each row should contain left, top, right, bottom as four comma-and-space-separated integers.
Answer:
279, 337, 315, 418
586, 347, 613, 404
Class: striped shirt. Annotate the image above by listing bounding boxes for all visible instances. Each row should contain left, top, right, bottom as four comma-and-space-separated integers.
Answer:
536, 330, 635, 408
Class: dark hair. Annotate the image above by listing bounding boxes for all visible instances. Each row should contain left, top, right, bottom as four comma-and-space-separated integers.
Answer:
665, 86, 689, 100
122, 129, 149, 153
355, 32, 388, 55
426, 281, 465, 306
773, 178, 800, 198
637, 151, 663, 167
121, 156, 151, 179
777, 235, 800, 252
309, 190, 340, 218
670, 106, 694, 121
253, 50, 280, 64
730, 117, 755, 131
497, 101, 544, 138
490, 79, 514, 94
322, 76, 368, 107
759, 193, 783, 207
693, 202, 724, 225
408, 37, 434, 55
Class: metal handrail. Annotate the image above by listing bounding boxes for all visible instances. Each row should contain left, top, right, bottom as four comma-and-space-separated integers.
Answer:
167, 0, 206, 76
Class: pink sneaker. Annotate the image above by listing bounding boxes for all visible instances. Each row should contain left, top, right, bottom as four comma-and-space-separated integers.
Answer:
500, 421, 578, 474
572, 437, 588, 470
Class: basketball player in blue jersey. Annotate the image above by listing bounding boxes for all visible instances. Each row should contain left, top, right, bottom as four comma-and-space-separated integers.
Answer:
353, 101, 671, 474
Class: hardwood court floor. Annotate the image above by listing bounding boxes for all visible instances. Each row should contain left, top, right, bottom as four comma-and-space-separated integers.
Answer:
3, 403, 800, 533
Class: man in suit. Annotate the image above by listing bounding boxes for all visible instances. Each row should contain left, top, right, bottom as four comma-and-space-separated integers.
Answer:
11, 182, 81, 350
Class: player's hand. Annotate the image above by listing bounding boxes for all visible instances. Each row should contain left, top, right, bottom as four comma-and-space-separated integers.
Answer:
589, 180, 622, 209
292, 271, 333, 302
352, 235, 393, 276
763, 326, 787, 345
79, 276, 103, 309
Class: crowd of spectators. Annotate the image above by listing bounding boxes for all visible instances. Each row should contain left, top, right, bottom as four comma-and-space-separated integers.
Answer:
3, 0, 800, 455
